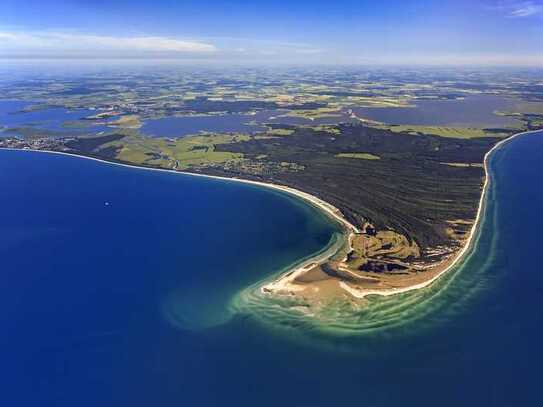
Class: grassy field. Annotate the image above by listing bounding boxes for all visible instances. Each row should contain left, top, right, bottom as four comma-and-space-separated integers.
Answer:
108, 114, 142, 129
265, 128, 295, 136
279, 107, 342, 119
441, 162, 484, 168
309, 125, 341, 135
336, 152, 381, 160
380, 125, 511, 139
92, 133, 247, 169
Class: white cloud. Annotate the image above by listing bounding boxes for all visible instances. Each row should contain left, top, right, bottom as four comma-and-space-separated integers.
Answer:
201, 36, 326, 59
0, 31, 217, 57
295, 48, 323, 55
509, 2, 543, 16
491, 1, 543, 18
258, 50, 278, 56
0, 32, 18, 40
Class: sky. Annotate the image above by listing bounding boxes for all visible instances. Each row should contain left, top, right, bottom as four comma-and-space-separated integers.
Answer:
0, 0, 542, 65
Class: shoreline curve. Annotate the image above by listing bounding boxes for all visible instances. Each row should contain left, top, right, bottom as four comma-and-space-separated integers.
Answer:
1, 129, 540, 302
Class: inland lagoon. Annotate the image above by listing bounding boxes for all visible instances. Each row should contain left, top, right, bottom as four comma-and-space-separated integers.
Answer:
352, 95, 523, 128
140, 109, 357, 138
1, 130, 543, 406
140, 114, 267, 138
0, 100, 110, 135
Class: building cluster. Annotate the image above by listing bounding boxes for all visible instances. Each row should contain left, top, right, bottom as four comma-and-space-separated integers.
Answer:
0, 136, 73, 152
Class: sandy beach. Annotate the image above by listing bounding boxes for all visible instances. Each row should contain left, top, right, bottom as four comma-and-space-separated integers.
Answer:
257, 129, 542, 300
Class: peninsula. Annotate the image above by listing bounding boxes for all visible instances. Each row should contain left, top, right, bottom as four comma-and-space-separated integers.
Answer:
2, 67, 543, 311
0, 123, 517, 310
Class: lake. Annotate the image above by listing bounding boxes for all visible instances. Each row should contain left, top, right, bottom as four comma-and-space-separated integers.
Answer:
140, 110, 357, 138
0, 100, 109, 136
140, 113, 267, 138
352, 95, 522, 128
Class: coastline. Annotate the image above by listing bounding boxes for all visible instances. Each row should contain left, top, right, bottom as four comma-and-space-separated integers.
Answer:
335, 128, 542, 299
2, 128, 539, 302
0, 146, 358, 233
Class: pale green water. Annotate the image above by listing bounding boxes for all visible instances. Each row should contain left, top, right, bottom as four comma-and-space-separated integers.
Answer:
228, 137, 503, 349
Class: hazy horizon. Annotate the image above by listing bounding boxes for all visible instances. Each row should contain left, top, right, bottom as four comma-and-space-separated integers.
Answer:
1, 0, 542, 66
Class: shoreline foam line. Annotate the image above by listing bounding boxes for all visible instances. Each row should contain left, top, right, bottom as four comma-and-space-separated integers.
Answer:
2, 128, 540, 301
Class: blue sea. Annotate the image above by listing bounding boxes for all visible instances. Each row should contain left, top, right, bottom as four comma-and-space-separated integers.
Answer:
1, 130, 543, 406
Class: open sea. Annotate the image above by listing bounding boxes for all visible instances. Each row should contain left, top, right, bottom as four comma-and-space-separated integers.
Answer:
1, 129, 543, 406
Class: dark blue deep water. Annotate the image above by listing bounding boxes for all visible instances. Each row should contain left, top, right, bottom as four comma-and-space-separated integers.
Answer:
2, 130, 543, 407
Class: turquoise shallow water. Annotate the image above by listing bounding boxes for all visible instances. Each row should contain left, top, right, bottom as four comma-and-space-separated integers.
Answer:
2, 130, 543, 406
